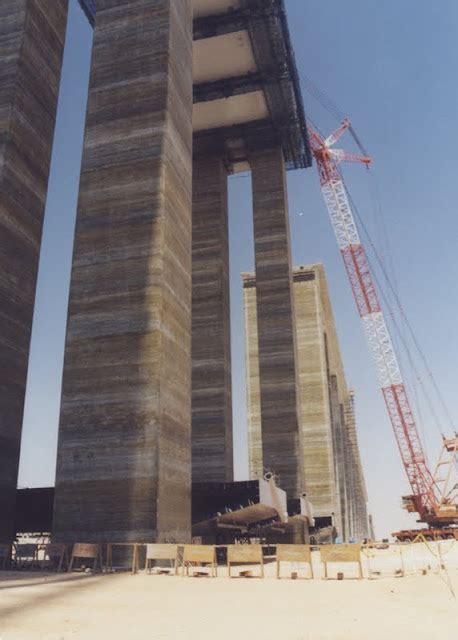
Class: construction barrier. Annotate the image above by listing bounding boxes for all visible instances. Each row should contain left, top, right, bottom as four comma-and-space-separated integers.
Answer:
14, 543, 38, 570
320, 543, 363, 579
0, 544, 12, 570
105, 542, 140, 574
38, 543, 68, 572
3, 539, 455, 582
182, 545, 217, 577
276, 544, 313, 579
69, 543, 102, 572
145, 544, 180, 575
227, 544, 264, 578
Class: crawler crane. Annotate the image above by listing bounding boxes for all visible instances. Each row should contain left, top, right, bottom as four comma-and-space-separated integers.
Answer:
308, 120, 458, 540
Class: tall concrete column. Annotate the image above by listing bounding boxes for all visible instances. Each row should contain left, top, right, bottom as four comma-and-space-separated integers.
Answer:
0, 0, 68, 542
250, 147, 302, 497
53, 0, 193, 543
343, 393, 369, 540
192, 156, 233, 482
294, 270, 338, 520
329, 375, 348, 541
343, 412, 358, 540
242, 274, 263, 480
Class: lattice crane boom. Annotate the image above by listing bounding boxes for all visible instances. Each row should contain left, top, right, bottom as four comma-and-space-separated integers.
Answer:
309, 120, 438, 519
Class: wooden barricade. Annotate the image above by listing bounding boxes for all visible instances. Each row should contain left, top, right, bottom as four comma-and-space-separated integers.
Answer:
227, 544, 264, 578
0, 543, 12, 570
320, 544, 363, 579
69, 543, 102, 572
145, 544, 180, 575
182, 545, 217, 577
106, 543, 140, 574
40, 543, 68, 572
14, 543, 38, 569
276, 544, 313, 579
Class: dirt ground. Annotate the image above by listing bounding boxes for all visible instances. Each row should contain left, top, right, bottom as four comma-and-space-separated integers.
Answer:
1, 547, 457, 640
0, 570, 458, 640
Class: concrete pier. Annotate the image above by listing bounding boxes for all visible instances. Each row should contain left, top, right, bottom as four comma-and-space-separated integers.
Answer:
344, 391, 369, 540
2, 0, 317, 542
244, 264, 369, 540
329, 374, 349, 542
0, 0, 68, 542
243, 277, 263, 481
292, 266, 340, 528
192, 156, 233, 482
250, 148, 302, 498
53, 0, 193, 543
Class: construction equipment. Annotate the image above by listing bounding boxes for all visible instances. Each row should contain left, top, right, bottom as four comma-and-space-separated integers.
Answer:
308, 119, 458, 534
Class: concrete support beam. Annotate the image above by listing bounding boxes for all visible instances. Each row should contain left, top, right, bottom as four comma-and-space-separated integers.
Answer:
193, 10, 248, 41
0, 0, 68, 542
192, 156, 233, 482
250, 147, 302, 497
53, 0, 193, 543
193, 73, 263, 104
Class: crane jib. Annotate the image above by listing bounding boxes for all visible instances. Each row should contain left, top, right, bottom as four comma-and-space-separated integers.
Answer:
310, 122, 439, 518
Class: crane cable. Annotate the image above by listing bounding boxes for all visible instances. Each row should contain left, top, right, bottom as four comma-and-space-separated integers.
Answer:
300, 73, 456, 437
342, 176, 444, 445
301, 72, 370, 156
347, 176, 455, 435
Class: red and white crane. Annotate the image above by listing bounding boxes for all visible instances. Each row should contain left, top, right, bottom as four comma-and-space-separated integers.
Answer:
308, 119, 457, 528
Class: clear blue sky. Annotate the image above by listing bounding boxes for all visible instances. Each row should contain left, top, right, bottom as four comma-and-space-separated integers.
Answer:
18, 0, 458, 538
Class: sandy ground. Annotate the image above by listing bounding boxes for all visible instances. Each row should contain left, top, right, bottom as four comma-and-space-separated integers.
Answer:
1, 545, 457, 640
